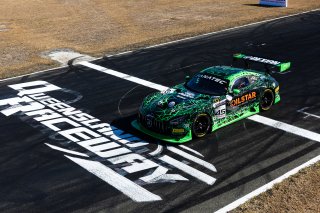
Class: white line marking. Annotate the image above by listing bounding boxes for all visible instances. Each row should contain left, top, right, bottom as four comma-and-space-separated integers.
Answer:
248, 114, 320, 143
78, 61, 169, 91
65, 155, 162, 202
179, 145, 204, 157
149, 144, 164, 156
297, 107, 320, 119
167, 146, 217, 172
159, 155, 216, 185
140, 166, 189, 183
1, 9, 319, 83
214, 155, 320, 213
0, 65, 69, 83
45, 143, 89, 157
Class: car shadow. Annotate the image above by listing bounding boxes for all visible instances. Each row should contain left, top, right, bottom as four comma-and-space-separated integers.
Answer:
111, 114, 164, 146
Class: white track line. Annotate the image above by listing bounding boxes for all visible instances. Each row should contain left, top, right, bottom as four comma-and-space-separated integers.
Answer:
297, 107, 320, 119
45, 143, 89, 157
159, 155, 216, 185
167, 146, 217, 172
214, 155, 320, 213
78, 61, 169, 91
1, 9, 319, 83
179, 145, 204, 157
248, 115, 320, 142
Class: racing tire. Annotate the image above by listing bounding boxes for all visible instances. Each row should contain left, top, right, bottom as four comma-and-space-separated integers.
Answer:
192, 113, 211, 138
260, 89, 274, 111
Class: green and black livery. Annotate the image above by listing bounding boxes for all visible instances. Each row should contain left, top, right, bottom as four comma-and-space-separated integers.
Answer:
132, 54, 291, 143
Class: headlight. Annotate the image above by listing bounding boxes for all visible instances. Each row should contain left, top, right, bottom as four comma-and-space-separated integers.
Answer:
170, 115, 187, 125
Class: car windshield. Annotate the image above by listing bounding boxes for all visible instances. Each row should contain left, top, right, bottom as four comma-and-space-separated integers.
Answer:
186, 73, 228, 96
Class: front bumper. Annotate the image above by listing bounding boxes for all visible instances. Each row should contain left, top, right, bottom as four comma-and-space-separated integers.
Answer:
132, 120, 192, 143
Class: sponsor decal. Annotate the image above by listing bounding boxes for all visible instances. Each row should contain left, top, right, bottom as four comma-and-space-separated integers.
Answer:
146, 114, 154, 128
214, 104, 226, 119
177, 90, 195, 99
231, 91, 257, 107
0, 81, 217, 202
198, 74, 227, 85
243, 56, 281, 66
161, 88, 176, 94
213, 99, 226, 108
172, 128, 185, 133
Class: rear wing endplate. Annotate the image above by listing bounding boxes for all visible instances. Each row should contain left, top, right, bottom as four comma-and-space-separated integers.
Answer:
233, 53, 291, 73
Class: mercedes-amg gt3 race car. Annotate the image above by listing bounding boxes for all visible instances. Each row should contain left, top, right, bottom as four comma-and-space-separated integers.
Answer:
132, 53, 291, 143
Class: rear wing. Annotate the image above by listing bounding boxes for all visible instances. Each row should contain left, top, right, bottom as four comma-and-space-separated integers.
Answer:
233, 53, 291, 73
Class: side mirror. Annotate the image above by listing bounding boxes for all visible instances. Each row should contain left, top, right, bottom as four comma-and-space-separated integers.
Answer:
233, 89, 240, 95
185, 75, 190, 82
226, 95, 233, 102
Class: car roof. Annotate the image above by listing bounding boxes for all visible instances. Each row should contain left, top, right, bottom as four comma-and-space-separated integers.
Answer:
200, 65, 262, 81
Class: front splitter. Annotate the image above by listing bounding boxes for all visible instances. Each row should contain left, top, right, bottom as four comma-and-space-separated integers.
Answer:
131, 120, 192, 143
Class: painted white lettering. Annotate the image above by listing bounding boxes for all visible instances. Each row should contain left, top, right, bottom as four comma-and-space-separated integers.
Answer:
48, 102, 71, 111
110, 128, 134, 141
9, 81, 61, 96
98, 147, 132, 158
42, 117, 80, 131
59, 127, 100, 142
109, 154, 158, 173
159, 155, 216, 185
167, 146, 217, 172
0, 96, 45, 116
28, 93, 49, 100
82, 119, 101, 127
91, 123, 111, 130
58, 107, 82, 116
69, 113, 94, 122
78, 137, 121, 152
119, 137, 149, 148
26, 109, 62, 121
140, 166, 188, 183
40, 97, 61, 105
66, 155, 162, 202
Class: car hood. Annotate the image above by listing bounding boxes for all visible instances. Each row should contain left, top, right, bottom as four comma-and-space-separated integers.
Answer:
140, 84, 222, 120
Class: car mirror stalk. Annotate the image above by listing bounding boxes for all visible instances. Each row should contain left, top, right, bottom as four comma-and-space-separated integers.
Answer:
232, 89, 240, 95
226, 95, 233, 102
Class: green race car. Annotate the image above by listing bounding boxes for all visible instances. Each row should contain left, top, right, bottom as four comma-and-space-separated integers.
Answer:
132, 54, 291, 143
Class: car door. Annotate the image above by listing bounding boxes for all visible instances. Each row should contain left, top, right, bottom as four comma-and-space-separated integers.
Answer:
228, 76, 257, 109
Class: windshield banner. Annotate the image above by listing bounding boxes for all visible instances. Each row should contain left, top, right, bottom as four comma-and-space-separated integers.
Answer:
260, 0, 287, 7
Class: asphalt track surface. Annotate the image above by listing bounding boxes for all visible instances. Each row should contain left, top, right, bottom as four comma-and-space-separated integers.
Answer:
0, 11, 320, 212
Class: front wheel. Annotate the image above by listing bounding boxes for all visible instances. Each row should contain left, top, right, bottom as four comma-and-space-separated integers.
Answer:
192, 114, 211, 138
260, 89, 275, 111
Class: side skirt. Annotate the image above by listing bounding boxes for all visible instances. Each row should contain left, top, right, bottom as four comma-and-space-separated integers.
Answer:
211, 105, 260, 132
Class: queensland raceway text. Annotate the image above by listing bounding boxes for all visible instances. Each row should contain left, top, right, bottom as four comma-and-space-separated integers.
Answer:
0, 81, 217, 202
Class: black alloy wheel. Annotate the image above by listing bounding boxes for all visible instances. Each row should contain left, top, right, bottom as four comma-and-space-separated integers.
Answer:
192, 113, 211, 138
260, 89, 275, 111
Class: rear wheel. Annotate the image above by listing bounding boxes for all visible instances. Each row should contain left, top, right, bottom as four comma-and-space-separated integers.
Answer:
192, 114, 211, 138
260, 89, 274, 111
